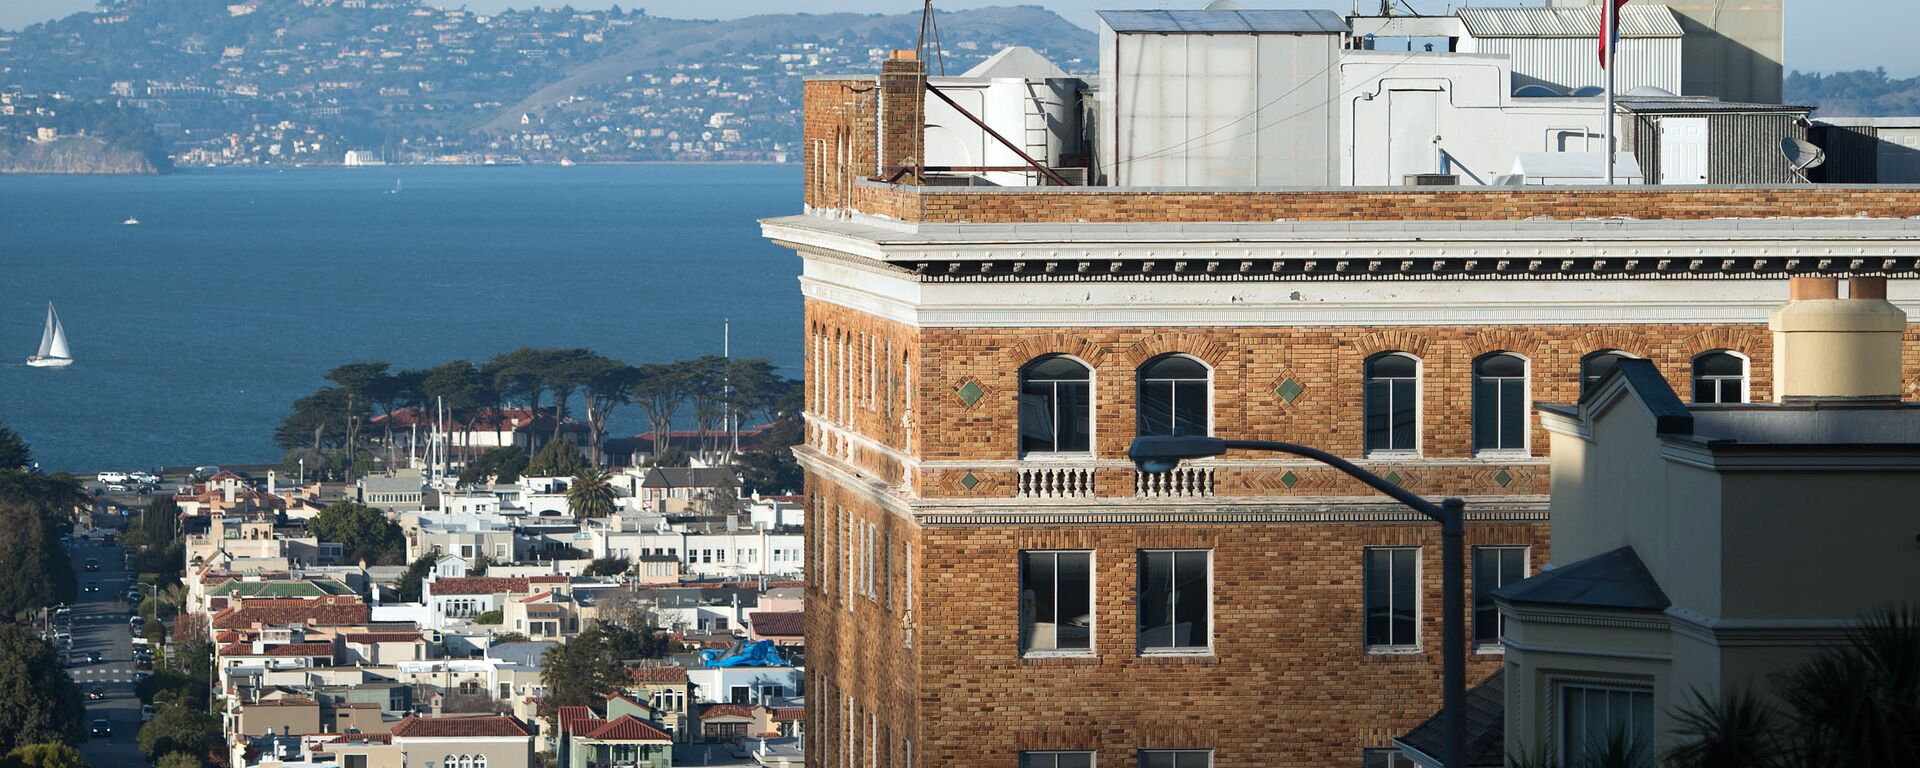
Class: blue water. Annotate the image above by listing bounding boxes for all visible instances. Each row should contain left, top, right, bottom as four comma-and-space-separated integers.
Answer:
0, 164, 804, 471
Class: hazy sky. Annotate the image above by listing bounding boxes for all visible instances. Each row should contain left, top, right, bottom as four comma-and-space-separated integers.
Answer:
3, 0, 1914, 77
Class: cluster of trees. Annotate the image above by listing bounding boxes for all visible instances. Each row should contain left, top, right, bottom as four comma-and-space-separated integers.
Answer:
308, 500, 407, 565
0, 425, 78, 620
537, 618, 670, 721
1786, 68, 1920, 117
277, 349, 800, 479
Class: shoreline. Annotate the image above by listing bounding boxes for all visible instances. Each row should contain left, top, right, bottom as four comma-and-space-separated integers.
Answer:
2, 159, 795, 176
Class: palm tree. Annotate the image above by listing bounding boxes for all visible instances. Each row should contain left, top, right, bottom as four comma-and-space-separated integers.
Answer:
566, 468, 616, 520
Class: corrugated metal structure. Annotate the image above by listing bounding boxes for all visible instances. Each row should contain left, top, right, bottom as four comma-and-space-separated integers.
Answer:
1619, 98, 1811, 184
1553, 0, 1784, 104
1096, 9, 1346, 187
1458, 6, 1682, 96
1811, 118, 1920, 184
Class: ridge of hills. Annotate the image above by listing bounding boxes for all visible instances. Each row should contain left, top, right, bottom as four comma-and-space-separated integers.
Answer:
0, 0, 1095, 169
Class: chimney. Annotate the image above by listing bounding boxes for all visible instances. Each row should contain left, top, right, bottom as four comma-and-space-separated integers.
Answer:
267, 470, 277, 497
224, 482, 236, 505
1769, 276, 1907, 402
878, 49, 924, 179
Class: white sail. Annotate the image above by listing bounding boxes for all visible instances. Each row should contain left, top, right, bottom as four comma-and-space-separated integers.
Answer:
46, 304, 70, 359
36, 304, 56, 358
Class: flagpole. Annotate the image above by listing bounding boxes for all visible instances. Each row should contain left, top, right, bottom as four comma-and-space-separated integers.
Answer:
1604, 2, 1617, 185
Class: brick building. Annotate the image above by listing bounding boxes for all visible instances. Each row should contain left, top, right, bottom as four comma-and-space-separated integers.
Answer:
766, 52, 1920, 768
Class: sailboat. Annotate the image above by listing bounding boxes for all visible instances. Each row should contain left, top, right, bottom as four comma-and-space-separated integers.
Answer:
26, 302, 73, 368
387, 179, 403, 195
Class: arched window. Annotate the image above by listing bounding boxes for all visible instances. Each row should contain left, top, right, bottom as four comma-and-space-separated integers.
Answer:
1692, 351, 1749, 404
1580, 350, 1636, 397
1136, 354, 1211, 437
1018, 355, 1092, 455
473, 756, 487, 768
1473, 353, 1529, 453
1364, 353, 1420, 453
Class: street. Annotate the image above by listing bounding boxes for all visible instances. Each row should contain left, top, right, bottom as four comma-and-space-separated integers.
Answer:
66, 537, 145, 768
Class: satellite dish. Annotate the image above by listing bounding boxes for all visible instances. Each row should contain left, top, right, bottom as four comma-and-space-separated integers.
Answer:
1514, 84, 1564, 98
1571, 86, 1606, 97
1781, 137, 1826, 182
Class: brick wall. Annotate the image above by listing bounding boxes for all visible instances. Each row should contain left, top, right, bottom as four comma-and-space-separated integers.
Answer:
803, 465, 1550, 768
805, 301, 920, 487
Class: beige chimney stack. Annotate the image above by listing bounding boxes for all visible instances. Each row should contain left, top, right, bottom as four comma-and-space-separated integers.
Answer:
1769, 276, 1906, 402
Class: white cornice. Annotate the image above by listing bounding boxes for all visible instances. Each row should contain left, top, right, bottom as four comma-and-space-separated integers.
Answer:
1666, 607, 1863, 647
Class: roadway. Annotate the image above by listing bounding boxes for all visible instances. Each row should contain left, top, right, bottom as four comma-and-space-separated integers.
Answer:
66, 537, 145, 767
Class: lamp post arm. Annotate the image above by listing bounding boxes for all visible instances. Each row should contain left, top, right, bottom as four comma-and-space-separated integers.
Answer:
1219, 439, 1457, 527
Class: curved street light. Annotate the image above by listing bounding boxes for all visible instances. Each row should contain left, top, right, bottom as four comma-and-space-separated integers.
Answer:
1129, 435, 1468, 768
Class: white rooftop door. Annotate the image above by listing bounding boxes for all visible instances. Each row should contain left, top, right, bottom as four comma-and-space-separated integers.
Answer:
1659, 116, 1709, 184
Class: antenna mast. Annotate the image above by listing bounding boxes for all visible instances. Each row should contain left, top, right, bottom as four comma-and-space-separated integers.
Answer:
918, 0, 946, 76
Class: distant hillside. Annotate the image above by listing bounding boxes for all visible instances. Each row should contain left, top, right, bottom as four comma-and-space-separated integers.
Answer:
1787, 69, 1920, 117
0, 0, 1095, 168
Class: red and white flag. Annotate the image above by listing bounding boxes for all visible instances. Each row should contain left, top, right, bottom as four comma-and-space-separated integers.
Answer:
1598, 0, 1629, 68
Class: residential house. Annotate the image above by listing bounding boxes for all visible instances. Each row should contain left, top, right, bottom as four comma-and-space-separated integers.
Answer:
555, 694, 674, 768
387, 714, 535, 768
626, 666, 694, 743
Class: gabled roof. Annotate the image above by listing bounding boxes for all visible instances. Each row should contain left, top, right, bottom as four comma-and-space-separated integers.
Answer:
1457, 6, 1681, 38
1395, 670, 1507, 768
1493, 546, 1671, 612
628, 665, 688, 684
555, 705, 596, 735
1098, 8, 1347, 34
638, 466, 737, 489
390, 714, 531, 738
958, 46, 1067, 80
749, 611, 803, 637
583, 715, 673, 742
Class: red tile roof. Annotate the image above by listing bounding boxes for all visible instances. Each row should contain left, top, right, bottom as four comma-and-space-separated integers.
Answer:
342, 632, 424, 644
700, 704, 757, 720
317, 734, 393, 747
555, 706, 596, 736
390, 715, 531, 739
772, 707, 804, 721
584, 715, 672, 742
628, 666, 688, 683
749, 611, 803, 637
219, 641, 334, 657
210, 598, 369, 630
430, 577, 539, 596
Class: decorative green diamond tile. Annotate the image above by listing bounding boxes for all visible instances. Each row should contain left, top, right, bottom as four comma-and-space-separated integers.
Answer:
1494, 469, 1513, 488
954, 379, 986, 407
1384, 471, 1404, 487
1280, 471, 1299, 488
1275, 378, 1306, 404
958, 473, 980, 491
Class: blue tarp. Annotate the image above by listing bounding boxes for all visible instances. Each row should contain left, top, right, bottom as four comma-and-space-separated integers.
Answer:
701, 639, 788, 668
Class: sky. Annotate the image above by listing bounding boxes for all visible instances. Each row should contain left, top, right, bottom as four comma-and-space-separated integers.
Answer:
1, 0, 1915, 78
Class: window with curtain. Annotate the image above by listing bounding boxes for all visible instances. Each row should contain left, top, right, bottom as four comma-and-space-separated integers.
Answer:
1136, 354, 1210, 437
1364, 547, 1418, 650
1692, 351, 1748, 403
1137, 550, 1211, 653
1581, 351, 1635, 398
1365, 353, 1420, 453
1473, 353, 1529, 452
1560, 684, 1654, 763
1019, 355, 1092, 455
1472, 546, 1527, 646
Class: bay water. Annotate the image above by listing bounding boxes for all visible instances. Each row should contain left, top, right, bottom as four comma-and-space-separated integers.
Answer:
0, 164, 803, 471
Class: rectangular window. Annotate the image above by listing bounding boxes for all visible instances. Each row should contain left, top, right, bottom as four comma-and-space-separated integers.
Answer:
1362, 749, 1416, 768
1020, 551, 1093, 654
1473, 371, 1527, 452
1365, 377, 1418, 453
1560, 684, 1654, 763
1364, 547, 1418, 650
1473, 546, 1528, 647
1138, 550, 1211, 653
1139, 750, 1210, 768
1020, 752, 1095, 768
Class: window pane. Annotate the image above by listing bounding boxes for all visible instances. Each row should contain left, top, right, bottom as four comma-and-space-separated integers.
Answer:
1027, 356, 1089, 380
1390, 379, 1417, 450
1138, 551, 1172, 650
1473, 549, 1498, 645
1143, 355, 1208, 379
1059, 754, 1093, 768
1172, 551, 1209, 649
1138, 380, 1174, 437
1476, 353, 1525, 378
1058, 381, 1091, 451
1365, 380, 1391, 451
1019, 387, 1058, 453
1023, 553, 1056, 650
1365, 550, 1391, 646
1390, 549, 1416, 645
1141, 753, 1175, 768
1056, 552, 1092, 650
1369, 354, 1417, 378
1696, 352, 1743, 377
1499, 379, 1525, 448
1472, 377, 1497, 450
1172, 379, 1208, 437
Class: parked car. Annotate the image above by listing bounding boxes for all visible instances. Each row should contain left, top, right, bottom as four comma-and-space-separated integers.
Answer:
133, 670, 150, 684
86, 687, 104, 701
128, 472, 160, 484
95, 472, 128, 484
140, 704, 154, 723
192, 466, 220, 477
104, 484, 128, 493
89, 719, 110, 738
134, 657, 152, 671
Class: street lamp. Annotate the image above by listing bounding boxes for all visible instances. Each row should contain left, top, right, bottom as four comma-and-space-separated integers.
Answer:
1129, 435, 1468, 768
